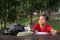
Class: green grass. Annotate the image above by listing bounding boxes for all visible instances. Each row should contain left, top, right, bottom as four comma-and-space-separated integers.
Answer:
48, 21, 60, 32
17, 17, 38, 25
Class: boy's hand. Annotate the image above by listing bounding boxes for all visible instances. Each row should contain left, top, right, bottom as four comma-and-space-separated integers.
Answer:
51, 30, 57, 35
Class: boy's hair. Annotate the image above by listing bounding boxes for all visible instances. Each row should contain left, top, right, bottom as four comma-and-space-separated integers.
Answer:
40, 14, 49, 21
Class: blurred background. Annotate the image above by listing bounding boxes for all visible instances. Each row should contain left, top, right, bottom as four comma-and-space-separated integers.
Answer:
0, 0, 60, 34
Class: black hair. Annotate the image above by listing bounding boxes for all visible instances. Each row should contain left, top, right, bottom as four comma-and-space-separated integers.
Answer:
40, 14, 49, 21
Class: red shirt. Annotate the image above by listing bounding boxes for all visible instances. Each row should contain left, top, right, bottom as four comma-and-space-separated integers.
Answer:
32, 24, 53, 33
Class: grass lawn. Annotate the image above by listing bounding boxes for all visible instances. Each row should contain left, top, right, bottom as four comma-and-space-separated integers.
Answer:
18, 17, 38, 25
48, 21, 60, 32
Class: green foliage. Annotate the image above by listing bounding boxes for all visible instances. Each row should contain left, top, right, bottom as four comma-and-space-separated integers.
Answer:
0, 0, 60, 20
0, 0, 60, 27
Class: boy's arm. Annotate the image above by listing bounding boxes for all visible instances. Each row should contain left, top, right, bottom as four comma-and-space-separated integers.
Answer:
48, 26, 57, 35
31, 24, 38, 33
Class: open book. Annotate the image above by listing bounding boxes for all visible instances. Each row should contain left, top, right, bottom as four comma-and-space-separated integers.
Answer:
35, 32, 48, 35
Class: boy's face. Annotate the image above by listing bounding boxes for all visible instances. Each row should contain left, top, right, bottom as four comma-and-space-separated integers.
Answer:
39, 16, 47, 25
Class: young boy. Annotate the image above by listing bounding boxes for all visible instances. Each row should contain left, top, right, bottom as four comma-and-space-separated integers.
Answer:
32, 14, 56, 35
